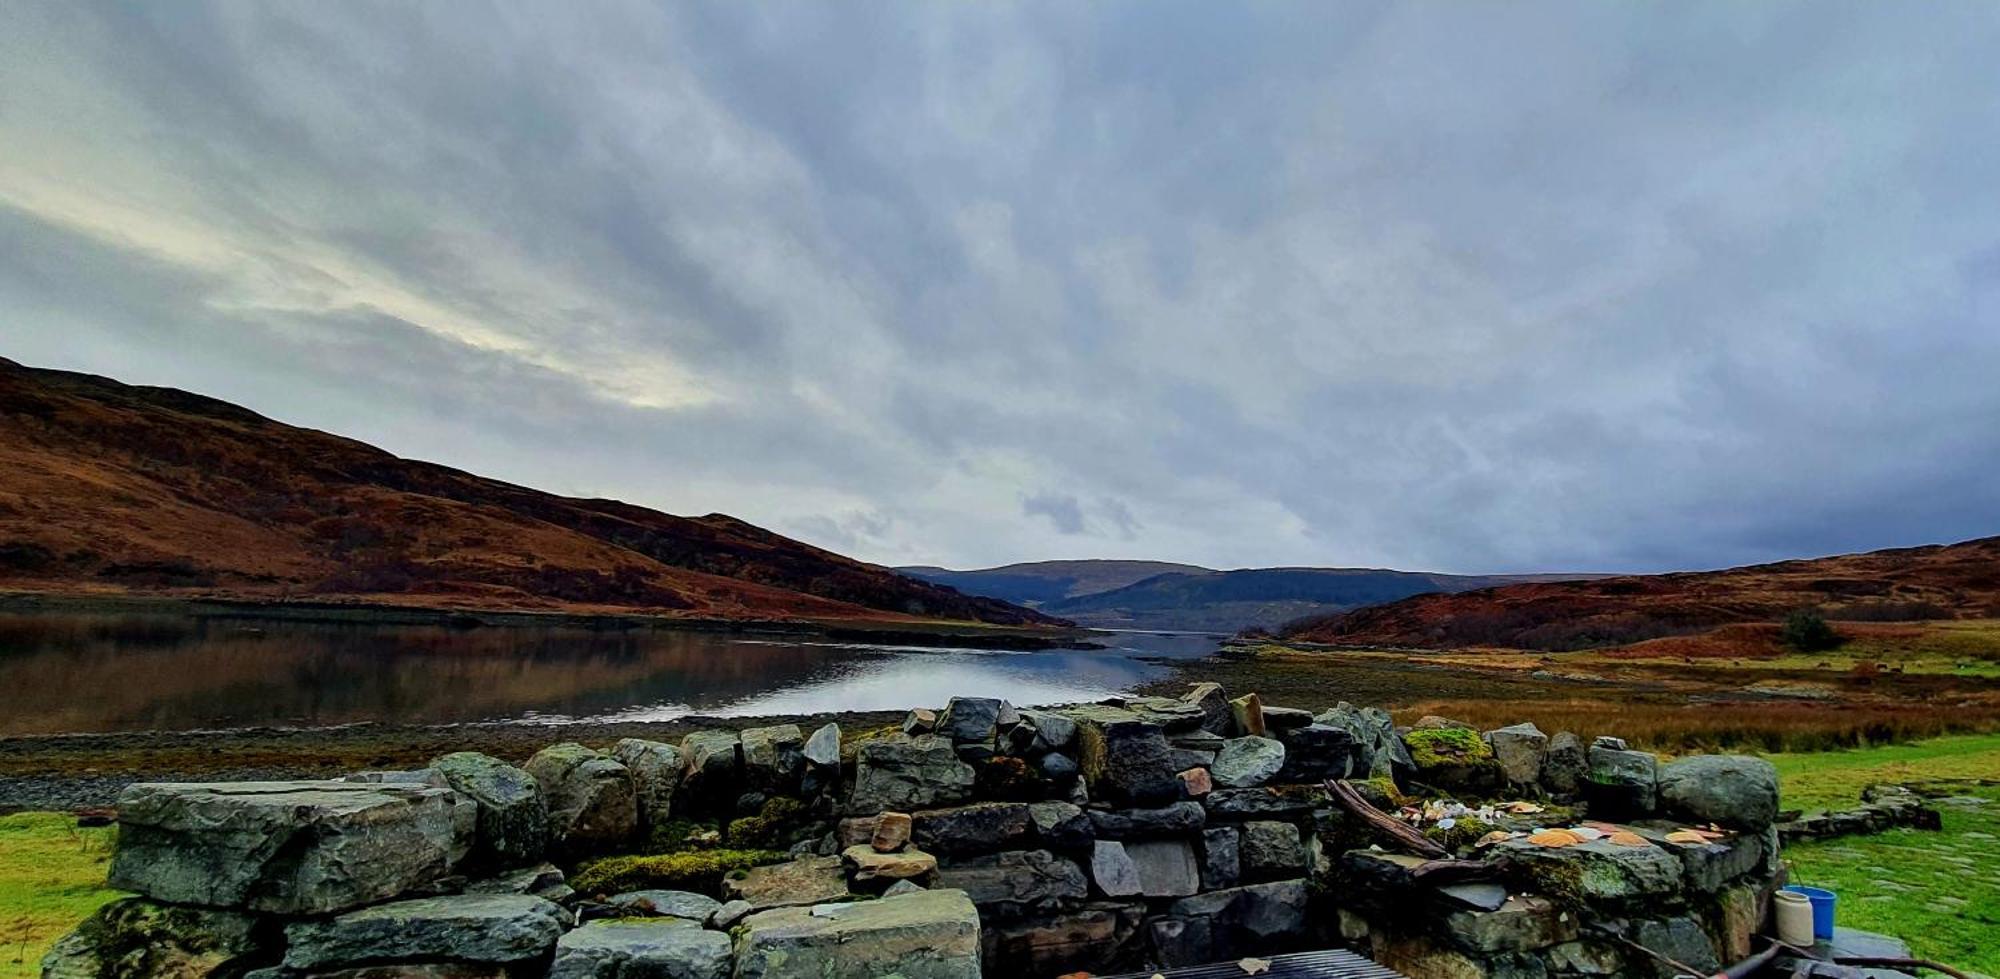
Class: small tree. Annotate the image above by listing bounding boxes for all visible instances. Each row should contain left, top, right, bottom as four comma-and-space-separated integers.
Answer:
1781, 608, 1841, 652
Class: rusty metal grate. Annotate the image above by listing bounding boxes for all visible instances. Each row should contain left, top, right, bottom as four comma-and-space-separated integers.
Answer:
1094, 949, 1411, 979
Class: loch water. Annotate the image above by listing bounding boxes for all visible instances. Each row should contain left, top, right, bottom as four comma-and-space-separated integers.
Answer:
0, 609, 1222, 735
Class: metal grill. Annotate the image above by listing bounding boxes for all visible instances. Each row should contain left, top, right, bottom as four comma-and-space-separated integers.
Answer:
1094, 949, 1410, 979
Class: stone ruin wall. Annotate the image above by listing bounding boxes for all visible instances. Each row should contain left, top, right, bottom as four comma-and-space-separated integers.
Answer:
46, 683, 1789, 979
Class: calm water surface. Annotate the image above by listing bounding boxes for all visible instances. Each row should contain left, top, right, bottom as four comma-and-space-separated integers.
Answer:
0, 611, 1221, 735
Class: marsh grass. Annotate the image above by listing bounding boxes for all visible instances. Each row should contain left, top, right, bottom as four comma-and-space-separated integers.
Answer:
0, 813, 122, 979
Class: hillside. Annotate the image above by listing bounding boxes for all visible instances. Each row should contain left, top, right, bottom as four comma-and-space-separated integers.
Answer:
896, 559, 1210, 606
1038, 567, 1592, 632
0, 358, 1055, 627
1281, 537, 2000, 650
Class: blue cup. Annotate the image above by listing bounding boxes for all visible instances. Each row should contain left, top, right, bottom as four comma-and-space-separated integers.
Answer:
1785, 885, 1837, 940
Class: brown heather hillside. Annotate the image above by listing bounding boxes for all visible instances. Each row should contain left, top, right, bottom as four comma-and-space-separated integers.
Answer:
1281, 536, 2000, 651
0, 358, 1056, 627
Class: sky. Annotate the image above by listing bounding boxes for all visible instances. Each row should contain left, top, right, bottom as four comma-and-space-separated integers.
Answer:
3, 2, 1997, 575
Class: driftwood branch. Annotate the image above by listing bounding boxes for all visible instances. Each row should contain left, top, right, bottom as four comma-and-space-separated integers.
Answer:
1407, 858, 1509, 885
1325, 779, 1449, 859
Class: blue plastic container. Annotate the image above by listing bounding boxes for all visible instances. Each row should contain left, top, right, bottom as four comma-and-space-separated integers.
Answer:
1785, 885, 1837, 940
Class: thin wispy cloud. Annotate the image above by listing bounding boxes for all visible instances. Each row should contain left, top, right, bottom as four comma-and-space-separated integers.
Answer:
3, 1, 1996, 573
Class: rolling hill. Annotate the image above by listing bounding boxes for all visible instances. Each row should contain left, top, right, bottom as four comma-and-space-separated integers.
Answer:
1280, 537, 2000, 651
0, 357, 1056, 628
900, 561, 1595, 632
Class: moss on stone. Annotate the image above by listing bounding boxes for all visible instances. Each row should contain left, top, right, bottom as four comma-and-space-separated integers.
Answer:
645, 819, 717, 854
1405, 728, 1493, 769
1353, 776, 1409, 809
570, 849, 788, 897
1422, 814, 1494, 851
725, 797, 805, 849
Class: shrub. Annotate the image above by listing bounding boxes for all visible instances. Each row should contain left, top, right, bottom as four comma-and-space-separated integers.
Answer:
1781, 609, 1843, 652
569, 848, 787, 897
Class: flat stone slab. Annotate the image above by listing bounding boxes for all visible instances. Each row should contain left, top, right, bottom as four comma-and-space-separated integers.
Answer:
733, 888, 982, 979
722, 855, 852, 910
109, 781, 465, 915
283, 894, 566, 969
605, 889, 723, 922
549, 919, 732, 979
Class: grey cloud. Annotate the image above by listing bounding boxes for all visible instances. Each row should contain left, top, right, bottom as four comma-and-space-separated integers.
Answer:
2, 1, 1997, 573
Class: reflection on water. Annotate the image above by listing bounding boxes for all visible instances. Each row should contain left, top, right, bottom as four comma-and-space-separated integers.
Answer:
0, 611, 1221, 735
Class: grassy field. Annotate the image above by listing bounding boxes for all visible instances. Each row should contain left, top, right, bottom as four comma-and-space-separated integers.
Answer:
1771, 733, 2000, 976
0, 813, 120, 979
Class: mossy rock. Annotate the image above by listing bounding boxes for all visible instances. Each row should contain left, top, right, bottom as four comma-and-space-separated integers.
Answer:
645, 819, 718, 854
1351, 776, 1410, 810
1405, 728, 1493, 768
571, 848, 788, 897
725, 797, 807, 849
1422, 814, 1495, 851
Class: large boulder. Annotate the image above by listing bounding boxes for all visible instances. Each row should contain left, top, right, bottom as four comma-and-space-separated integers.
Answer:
939, 697, 1007, 744
40, 898, 268, 979
1274, 724, 1360, 782
732, 888, 982, 979
721, 855, 852, 911
912, 802, 1033, 856
109, 781, 461, 915
1484, 723, 1549, 787
739, 724, 807, 793
1540, 731, 1589, 798
1074, 712, 1180, 806
934, 849, 1089, 916
549, 919, 731, 979
283, 894, 566, 970
525, 743, 639, 856
1658, 755, 1780, 829
1586, 744, 1660, 819
1238, 820, 1305, 881
610, 739, 683, 826
849, 734, 976, 813
679, 731, 742, 809
1165, 879, 1310, 962
432, 752, 547, 868
1211, 737, 1285, 788
1315, 703, 1413, 782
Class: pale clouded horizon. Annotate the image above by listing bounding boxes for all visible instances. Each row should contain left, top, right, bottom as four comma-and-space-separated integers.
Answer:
4, 2, 1997, 574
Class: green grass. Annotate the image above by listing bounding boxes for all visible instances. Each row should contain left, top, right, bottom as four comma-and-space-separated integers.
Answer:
0, 813, 123, 979
1770, 734, 2000, 976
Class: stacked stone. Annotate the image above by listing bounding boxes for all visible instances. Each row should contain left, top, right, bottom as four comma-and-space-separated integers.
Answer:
1331, 743, 1788, 979
1775, 783, 1943, 843
45, 687, 1798, 979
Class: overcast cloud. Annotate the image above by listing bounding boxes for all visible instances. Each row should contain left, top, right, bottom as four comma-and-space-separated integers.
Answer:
3, 2, 1997, 573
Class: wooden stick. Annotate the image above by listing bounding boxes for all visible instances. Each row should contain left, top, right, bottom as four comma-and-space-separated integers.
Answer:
1325, 779, 1450, 859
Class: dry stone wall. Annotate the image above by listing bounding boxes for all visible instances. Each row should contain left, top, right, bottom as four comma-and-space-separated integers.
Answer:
46, 686, 1789, 979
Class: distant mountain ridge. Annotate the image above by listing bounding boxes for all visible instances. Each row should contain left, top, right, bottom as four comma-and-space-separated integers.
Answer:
899, 561, 1595, 632
0, 357, 1056, 628
1279, 536, 2000, 650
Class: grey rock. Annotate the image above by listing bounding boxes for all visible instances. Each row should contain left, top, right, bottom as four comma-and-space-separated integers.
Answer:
1038, 751, 1079, 781
39, 898, 268, 979
1183, 682, 1232, 734
1484, 723, 1549, 786
881, 879, 925, 897
1592, 735, 1630, 750
679, 731, 741, 803
901, 708, 937, 735
1586, 745, 1660, 818
465, 862, 569, 902
1497, 838, 1682, 907
732, 889, 982, 979
1167, 880, 1309, 961
1089, 840, 1142, 897
710, 900, 754, 929
1019, 709, 1079, 751
1633, 917, 1720, 978
1633, 823, 1769, 893
912, 802, 1032, 856
1438, 882, 1509, 912
1211, 736, 1286, 788
549, 919, 731, 979
1238, 820, 1304, 880
1316, 703, 1411, 782
848, 734, 976, 813
1658, 754, 1780, 829
1540, 732, 1589, 797
739, 724, 807, 793
1074, 711, 1181, 807
1261, 706, 1315, 729
1202, 786, 1319, 821
109, 780, 462, 915
611, 739, 683, 827
431, 752, 549, 868
1027, 800, 1095, 849
1087, 801, 1205, 840
1171, 729, 1227, 751
1199, 827, 1241, 891
721, 855, 851, 911
934, 849, 1088, 915
1443, 894, 1578, 952
605, 890, 723, 922
939, 697, 1006, 744
802, 723, 841, 768
525, 743, 639, 856
1126, 839, 1201, 897
283, 894, 565, 969
1274, 723, 1360, 782
1415, 715, 1475, 731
